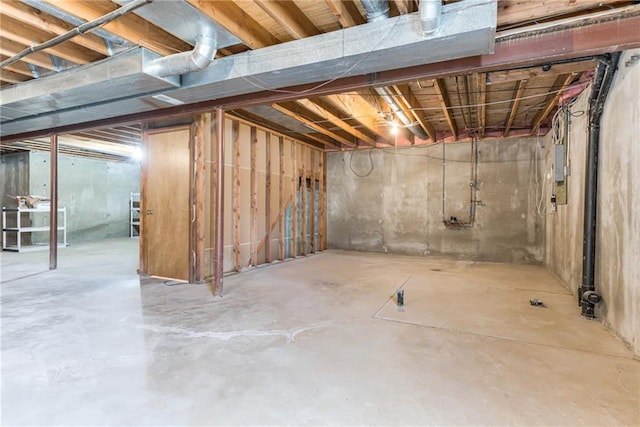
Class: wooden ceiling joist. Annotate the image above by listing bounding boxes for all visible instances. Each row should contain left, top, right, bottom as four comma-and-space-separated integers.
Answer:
433, 78, 458, 140
0, 55, 34, 78
530, 73, 576, 134
324, 0, 365, 28
45, 0, 191, 56
0, 68, 31, 84
504, 79, 527, 137
0, 14, 101, 65
497, 0, 623, 28
393, 0, 418, 15
254, 0, 319, 39
323, 93, 388, 140
392, 84, 436, 141
271, 103, 354, 148
0, 1, 110, 56
187, 0, 279, 49
295, 98, 378, 146
0, 37, 58, 70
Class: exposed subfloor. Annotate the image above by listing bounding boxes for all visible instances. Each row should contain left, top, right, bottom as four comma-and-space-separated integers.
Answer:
1, 238, 639, 425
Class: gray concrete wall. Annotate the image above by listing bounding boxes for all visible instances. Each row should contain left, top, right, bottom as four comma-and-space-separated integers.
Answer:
543, 88, 590, 293
327, 137, 544, 263
29, 152, 140, 243
597, 49, 640, 355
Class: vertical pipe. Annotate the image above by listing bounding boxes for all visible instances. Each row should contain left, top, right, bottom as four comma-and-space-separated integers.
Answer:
214, 109, 225, 296
580, 52, 620, 318
49, 134, 58, 270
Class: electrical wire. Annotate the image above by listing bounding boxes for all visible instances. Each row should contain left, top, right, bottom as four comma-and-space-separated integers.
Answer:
349, 148, 374, 177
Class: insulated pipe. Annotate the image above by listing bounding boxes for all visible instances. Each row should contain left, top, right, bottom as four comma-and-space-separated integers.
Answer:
419, 0, 442, 35
374, 86, 428, 140
360, 0, 390, 22
21, 0, 131, 46
580, 52, 621, 318
144, 35, 217, 77
0, 0, 153, 69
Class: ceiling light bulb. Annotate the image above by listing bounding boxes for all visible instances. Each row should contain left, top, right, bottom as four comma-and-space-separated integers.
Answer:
131, 147, 143, 161
390, 122, 399, 135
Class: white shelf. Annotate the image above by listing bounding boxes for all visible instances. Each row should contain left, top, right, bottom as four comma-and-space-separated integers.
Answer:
130, 192, 140, 238
2, 207, 67, 252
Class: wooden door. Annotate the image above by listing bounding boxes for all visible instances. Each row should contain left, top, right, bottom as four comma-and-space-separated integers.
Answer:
142, 127, 191, 282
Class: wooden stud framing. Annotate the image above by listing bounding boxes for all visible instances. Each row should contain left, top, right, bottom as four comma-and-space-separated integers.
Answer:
291, 141, 297, 258
265, 131, 272, 263
250, 126, 258, 266
192, 115, 207, 282
232, 119, 241, 271
318, 152, 327, 251
213, 109, 225, 296
310, 149, 316, 253
278, 136, 285, 260
300, 145, 308, 256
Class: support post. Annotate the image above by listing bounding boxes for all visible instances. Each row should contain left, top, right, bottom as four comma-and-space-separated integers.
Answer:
49, 134, 59, 270
213, 108, 225, 296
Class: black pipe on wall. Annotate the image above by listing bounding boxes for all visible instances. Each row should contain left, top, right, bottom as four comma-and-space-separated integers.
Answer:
580, 52, 621, 318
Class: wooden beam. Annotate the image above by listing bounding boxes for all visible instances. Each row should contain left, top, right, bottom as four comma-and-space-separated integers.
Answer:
192, 114, 207, 282
0, 1, 110, 56
393, 0, 417, 15
322, 93, 387, 141
278, 136, 285, 260
0, 55, 34, 77
47, 0, 190, 56
503, 80, 527, 137
296, 98, 378, 146
187, 0, 280, 49
265, 131, 272, 263
232, 120, 241, 271
227, 109, 325, 150
433, 79, 458, 140
310, 149, 316, 253
0, 69, 30, 84
391, 84, 436, 141
530, 73, 575, 134
318, 152, 327, 251
300, 146, 307, 256
324, 0, 365, 28
0, 37, 57, 70
253, 0, 319, 39
487, 60, 596, 85
250, 126, 258, 266
213, 109, 225, 296
272, 103, 355, 148
0, 14, 102, 64
476, 73, 487, 138
497, 0, 622, 27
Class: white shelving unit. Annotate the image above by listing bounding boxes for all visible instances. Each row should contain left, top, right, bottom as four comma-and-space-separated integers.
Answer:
2, 207, 67, 252
130, 192, 140, 238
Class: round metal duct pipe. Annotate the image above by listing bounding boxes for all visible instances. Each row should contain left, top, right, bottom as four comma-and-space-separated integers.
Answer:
361, 0, 390, 22
419, 0, 442, 35
145, 35, 217, 77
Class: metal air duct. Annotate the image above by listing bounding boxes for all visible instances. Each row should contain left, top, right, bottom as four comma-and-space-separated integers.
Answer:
374, 86, 428, 140
144, 35, 217, 77
419, 0, 442, 35
361, 0, 390, 22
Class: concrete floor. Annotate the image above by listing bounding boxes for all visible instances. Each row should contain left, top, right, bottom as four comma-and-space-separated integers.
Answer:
1, 238, 638, 425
